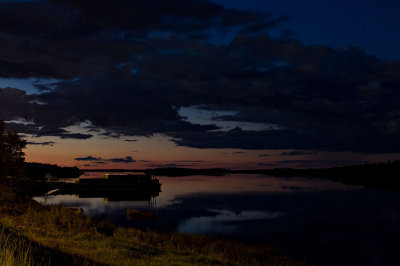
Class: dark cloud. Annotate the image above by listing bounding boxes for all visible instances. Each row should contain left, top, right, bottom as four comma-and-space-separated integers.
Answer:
33, 126, 93, 139
276, 160, 363, 167
281, 151, 316, 156
257, 162, 279, 167
175, 160, 207, 163
75, 155, 135, 164
0, 88, 38, 121
147, 163, 194, 168
124, 139, 138, 142
5, 119, 93, 139
109, 156, 136, 163
74, 156, 102, 161
0, 1, 400, 153
172, 123, 400, 153
58, 133, 93, 139
258, 154, 270, 157
171, 127, 318, 150
27, 141, 55, 146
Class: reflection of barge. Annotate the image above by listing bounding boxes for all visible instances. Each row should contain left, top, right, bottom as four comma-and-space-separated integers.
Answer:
73, 189, 160, 202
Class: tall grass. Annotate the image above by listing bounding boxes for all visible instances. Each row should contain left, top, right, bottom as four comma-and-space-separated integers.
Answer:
0, 223, 32, 266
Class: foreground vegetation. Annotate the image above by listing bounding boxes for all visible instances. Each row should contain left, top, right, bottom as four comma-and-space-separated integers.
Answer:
0, 182, 308, 266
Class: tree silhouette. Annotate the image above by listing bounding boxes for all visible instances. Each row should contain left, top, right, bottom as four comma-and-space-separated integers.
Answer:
0, 120, 27, 179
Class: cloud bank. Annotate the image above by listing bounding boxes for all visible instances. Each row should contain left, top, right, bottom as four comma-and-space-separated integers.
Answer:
74, 155, 136, 164
0, 0, 399, 153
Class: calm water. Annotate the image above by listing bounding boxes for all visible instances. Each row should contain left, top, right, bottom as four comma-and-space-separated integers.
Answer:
34, 173, 400, 266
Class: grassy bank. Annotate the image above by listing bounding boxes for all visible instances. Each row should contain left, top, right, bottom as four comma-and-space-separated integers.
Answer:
0, 224, 31, 266
0, 183, 309, 265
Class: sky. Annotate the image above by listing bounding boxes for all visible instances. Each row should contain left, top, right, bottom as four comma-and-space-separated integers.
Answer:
1, 0, 400, 169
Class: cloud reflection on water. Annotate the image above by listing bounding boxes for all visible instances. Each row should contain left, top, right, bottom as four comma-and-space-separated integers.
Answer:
33, 194, 151, 216
178, 209, 284, 235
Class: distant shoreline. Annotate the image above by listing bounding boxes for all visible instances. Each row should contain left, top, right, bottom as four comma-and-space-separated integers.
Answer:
24, 161, 400, 192
80, 161, 400, 191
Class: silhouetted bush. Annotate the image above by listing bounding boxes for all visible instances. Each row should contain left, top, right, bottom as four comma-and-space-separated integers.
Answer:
0, 120, 26, 179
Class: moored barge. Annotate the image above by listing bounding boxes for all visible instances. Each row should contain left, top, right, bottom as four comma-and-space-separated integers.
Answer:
52, 173, 161, 195
76, 173, 161, 189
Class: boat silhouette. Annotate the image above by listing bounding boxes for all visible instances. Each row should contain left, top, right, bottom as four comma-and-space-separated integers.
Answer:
54, 173, 162, 199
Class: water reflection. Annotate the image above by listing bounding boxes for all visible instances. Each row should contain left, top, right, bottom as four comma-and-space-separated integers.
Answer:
33, 174, 400, 265
153, 174, 358, 208
33, 174, 362, 236
178, 209, 284, 235
35, 194, 153, 216
34, 174, 357, 213
63, 189, 158, 202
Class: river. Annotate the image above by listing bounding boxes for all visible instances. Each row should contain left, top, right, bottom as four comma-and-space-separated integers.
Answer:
34, 173, 400, 265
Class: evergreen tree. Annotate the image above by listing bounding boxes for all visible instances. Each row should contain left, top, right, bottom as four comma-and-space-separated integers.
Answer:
0, 120, 27, 178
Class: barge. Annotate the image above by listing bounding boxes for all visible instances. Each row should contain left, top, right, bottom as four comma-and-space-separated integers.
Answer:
54, 173, 161, 196
77, 173, 160, 187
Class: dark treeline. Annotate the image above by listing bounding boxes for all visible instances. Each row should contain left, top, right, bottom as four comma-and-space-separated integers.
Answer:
82, 161, 400, 191
81, 168, 228, 176
244, 161, 400, 190
80, 168, 228, 176
82, 169, 144, 172
24, 162, 82, 180
145, 168, 228, 177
